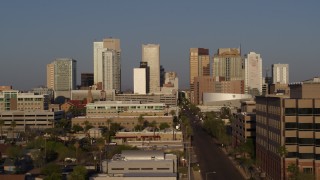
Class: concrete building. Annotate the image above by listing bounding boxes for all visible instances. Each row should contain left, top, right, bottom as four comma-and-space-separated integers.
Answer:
244, 52, 262, 95
134, 68, 147, 94
115, 94, 177, 107
85, 101, 166, 117
193, 76, 216, 105
47, 58, 77, 91
90, 150, 177, 180
0, 110, 64, 133
213, 48, 243, 81
232, 101, 256, 147
256, 78, 320, 179
189, 48, 210, 92
71, 89, 115, 101
30, 87, 54, 102
142, 44, 160, 93
93, 38, 121, 92
0, 90, 49, 111
272, 63, 289, 84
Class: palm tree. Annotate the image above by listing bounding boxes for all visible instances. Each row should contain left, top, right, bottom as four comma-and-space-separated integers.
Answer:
10, 120, 16, 140
138, 115, 144, 131
0, 120, 4, 140
107, 118, 112, 131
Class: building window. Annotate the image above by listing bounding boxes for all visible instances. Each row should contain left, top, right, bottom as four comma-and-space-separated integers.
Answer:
285, 137, 297, 144
314, 108, 320, 115
298, 123, 313, 130
111, 168, 124, 170
286, 152, 298, 158
285, 108, 296, 116
141, 168, 153, 170
285, 122, 297, 129
303, 168, 313, 174
298, 138, 314, 145
299, 153, 314, 159
298, 108, 313, 115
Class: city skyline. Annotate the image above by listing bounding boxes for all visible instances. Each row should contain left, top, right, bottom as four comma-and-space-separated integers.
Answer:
1, 1, 320, 90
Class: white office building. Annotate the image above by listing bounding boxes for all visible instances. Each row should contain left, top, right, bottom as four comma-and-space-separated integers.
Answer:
244, 52, 262, 95
134, 68, 147, 94
272, 63, 289, 84
142, 44, 160, 93
93, 38, 121, 92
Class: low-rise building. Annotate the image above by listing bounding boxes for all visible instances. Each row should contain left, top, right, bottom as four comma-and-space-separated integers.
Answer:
0, 90, 49, 111
0, 110, 64, 133
90, 150, 177, 180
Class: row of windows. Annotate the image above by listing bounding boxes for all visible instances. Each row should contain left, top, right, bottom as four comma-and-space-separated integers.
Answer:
286, 152, 320, 159
285, 123, 320, 130
286, 137, 320, 145
285, 108, 320, 116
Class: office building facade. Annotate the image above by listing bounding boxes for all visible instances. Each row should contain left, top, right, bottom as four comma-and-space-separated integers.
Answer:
142, 44, 160, 93
272, 63, 289, 84
189, 48, 210, 91
213, 48, 243, 81
244, 52, 262, 95
81, 73, 94, 88
256, 79, 320, 179
47, 58, 77, 91
133, 68, 147, 94
93, 38, 121, 92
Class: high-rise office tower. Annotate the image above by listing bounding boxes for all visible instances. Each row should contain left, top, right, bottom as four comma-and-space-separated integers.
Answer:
189, 48, 210, 91
93, 38, 121, 92
213, 48, 243, 81
142, 44, 160, 93
47, 58, 77, 91
272, 63, 289, 84
244, 52, 262, 95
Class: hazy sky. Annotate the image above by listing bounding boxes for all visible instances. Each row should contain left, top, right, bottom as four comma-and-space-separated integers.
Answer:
1, 1, 320, 91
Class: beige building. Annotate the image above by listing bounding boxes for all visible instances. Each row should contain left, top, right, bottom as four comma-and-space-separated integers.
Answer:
256, 79, 320, 179
0, 90, 49, 111
232, 101, 256, 147
115, 94, 177, 107
72, 116, 173, 131
193, 76, 244, 105
213, 48, 243, 81
142, 44, 160, 93
189, 48, 210, 92
0, 110, 64, 133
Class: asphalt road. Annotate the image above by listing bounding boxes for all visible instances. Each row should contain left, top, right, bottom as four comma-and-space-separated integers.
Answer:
191, 120, 244, 180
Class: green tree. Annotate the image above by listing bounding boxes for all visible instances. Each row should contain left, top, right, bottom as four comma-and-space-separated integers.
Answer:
72, 124, 84, 133
159, 122, 170, 130
6, 145, 23, 160
41, 163, 61, 180
169, 110, 176, 116
69, 165, 88, 180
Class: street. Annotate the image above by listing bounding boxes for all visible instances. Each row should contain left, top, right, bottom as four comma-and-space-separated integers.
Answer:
191, 119, 244, 180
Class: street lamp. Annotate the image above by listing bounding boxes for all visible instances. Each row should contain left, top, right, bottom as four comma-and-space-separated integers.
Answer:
206, 171, 216, 180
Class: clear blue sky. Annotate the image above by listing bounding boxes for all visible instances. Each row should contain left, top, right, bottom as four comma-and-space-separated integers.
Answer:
1, 1, 320, 90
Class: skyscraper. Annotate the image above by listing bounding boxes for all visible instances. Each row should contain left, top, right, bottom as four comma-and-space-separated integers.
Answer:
244, 52, 262, 95
142, 44, 160, 93
189, 48, 210, 91
213, 48, 243, 81
133, 68, 147, 94
47, 58, 77, 91
272, 63, 289, 84
93, 38, 121, 92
